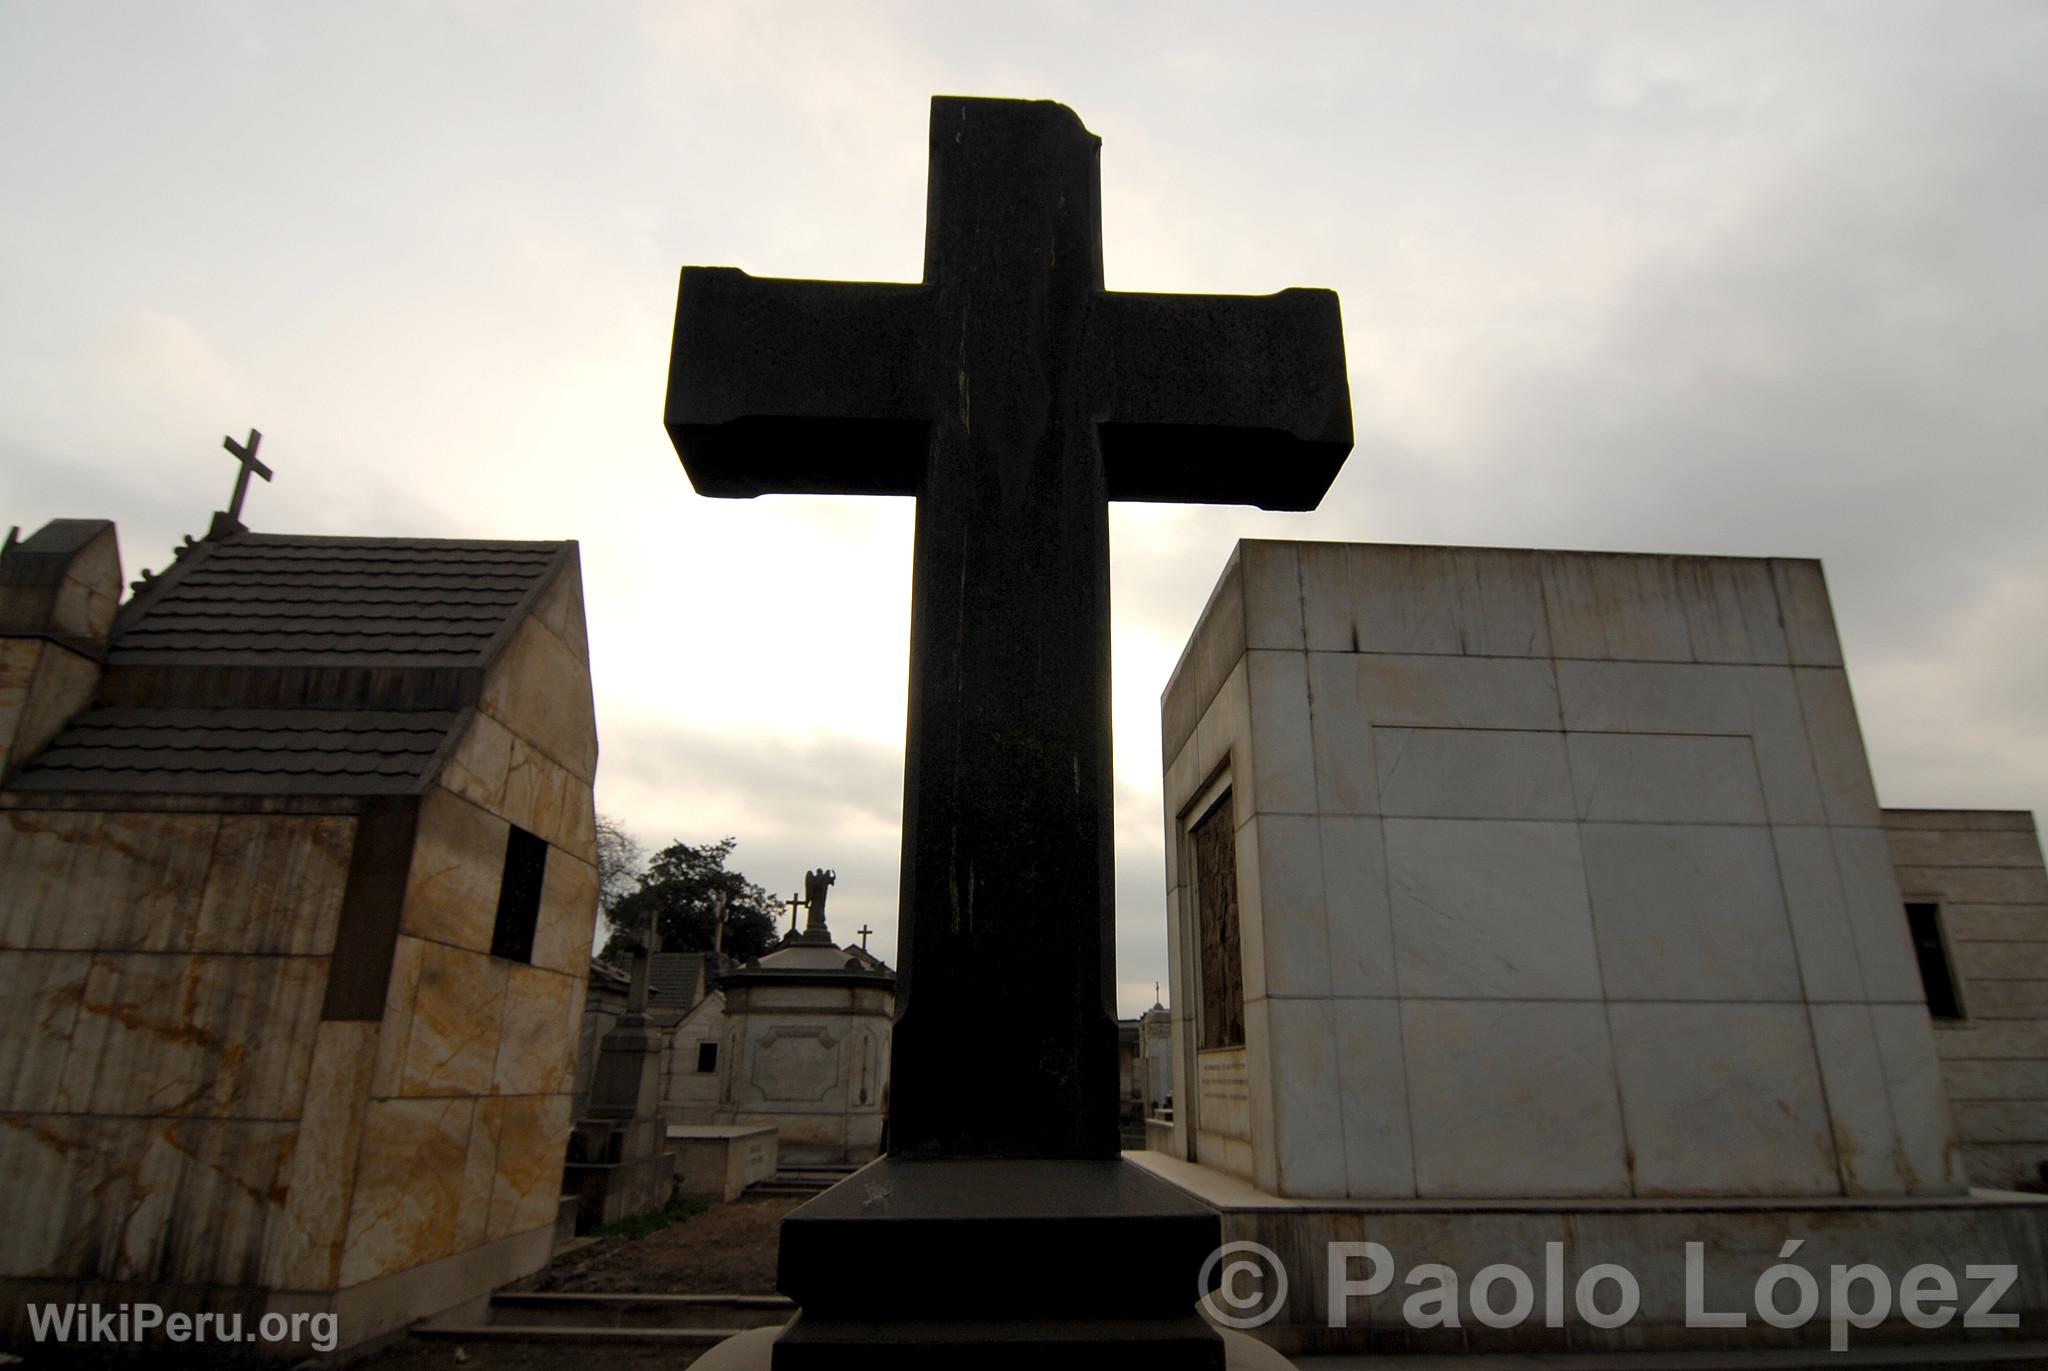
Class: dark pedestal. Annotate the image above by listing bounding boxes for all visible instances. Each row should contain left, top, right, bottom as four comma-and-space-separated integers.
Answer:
769, 1157, 1223, 1369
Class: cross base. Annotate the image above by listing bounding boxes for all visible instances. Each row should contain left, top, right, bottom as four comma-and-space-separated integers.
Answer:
767, 1157, 1225, 1369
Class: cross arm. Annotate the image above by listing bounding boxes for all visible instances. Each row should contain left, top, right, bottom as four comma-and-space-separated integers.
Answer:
665, 267, 930, 498
1096, 287, 1352, 510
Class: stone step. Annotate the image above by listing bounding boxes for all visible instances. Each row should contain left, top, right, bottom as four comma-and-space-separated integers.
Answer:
414, 1325, 748, 1351
479, 1291, 794, 1331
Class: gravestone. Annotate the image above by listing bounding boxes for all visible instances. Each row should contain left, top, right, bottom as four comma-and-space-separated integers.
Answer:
667, 95, 1350, 1366
565, 914, 677, 1229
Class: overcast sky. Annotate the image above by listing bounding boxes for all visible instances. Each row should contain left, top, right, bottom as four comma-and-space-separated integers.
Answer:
3, 2, 2042, 1015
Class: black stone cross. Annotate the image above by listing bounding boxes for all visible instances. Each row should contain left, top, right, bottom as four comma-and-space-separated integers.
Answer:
665, 97, 1350, 1162
220, 428, 272, 521
857, 923, 873, 951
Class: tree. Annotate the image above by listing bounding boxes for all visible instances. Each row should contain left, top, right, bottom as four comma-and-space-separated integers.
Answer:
593, 812, 645, 915
599, 836, 784, 966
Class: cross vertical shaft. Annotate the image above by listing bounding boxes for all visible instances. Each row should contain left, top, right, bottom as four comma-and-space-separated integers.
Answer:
664, 95, 1352, 1166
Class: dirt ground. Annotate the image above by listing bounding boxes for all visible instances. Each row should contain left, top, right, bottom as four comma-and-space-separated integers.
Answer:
520, 1196, 800, 1296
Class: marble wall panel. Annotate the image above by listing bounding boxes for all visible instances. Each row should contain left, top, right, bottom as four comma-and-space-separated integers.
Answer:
1770, 559, 1843, 667
531, 849, 600, 978
1539, 554, 1693, 662
492, 964, 577, 1097
1807, 1003, 1908, 1194
55, 952, 326, 1118
0, 951, 90, 1112
1607, 1002, 1838, 1196
1794, 668, 1882, 825
400, 786, 508, 955
118, 1118, 298, 1285
1264, 998, 1345, 1198
479, 614, 598, 784
1402, 999, 1630, 1197
338, 1097, 473, 1287
1319, 816, 1396, 999
1554, 662, 1823, 823
399, 943, 509, 1097
272, 1021, 377, 1290
1330, 998, 1414, 1197
529, 557, 589, 664
1343, 545, 1552, 658
1772, 826, 1868, 1002
1241, 541, 1305, 651
1355, 653, 1563, 732
1385, 819, 1601, 999
1581, 823, 1801, 1002
1246, 651, 1316, 815
1253, 814, 1328, 999
454, 1093, 500, 1254
439, 711, 514, 823
1162, 553, 1245, 764
1566, 732, 1766, 825
1871, 1003, 1966, 1193
1834, 827, 1925, 1003
10, 645, 100, 775
1672, 557, 1791, 665
0, 638, 39, 775
1375, 727, 1574, 821
1306, 653, 1375, 814
0, 811, 217, 950
0, 1112, 149, 1277
370, 935, 426, 1099
194, 816, 353, 955
1294, 541, 1351, 653
1188, 660, 1249, 814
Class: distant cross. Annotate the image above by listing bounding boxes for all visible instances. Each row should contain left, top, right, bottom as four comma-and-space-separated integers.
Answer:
857, 924, 873, 951
710, 888, 730, 956
665, 97, 1351, 1160
625, 907, 658, 1017
220, 428, 273, 521
785, 890, 807, 936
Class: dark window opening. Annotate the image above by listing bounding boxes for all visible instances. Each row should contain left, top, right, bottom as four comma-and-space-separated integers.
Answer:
1193, 789, 1245, 1050
1906, 901, 1963, 1020
697, 1041, 719, 1073
491, 825, 549, 963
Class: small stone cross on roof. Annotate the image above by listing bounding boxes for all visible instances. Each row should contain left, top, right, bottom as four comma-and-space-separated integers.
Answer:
221, 428, 273, 522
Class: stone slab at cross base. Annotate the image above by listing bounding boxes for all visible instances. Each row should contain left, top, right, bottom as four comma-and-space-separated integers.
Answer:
765, 1157, 1226, 1367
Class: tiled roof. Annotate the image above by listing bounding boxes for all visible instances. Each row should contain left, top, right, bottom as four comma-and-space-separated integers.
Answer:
111, 536, 563, 666
4, 529, 574, 800
5, 707, 457, 795
650, 952, 707, 1007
